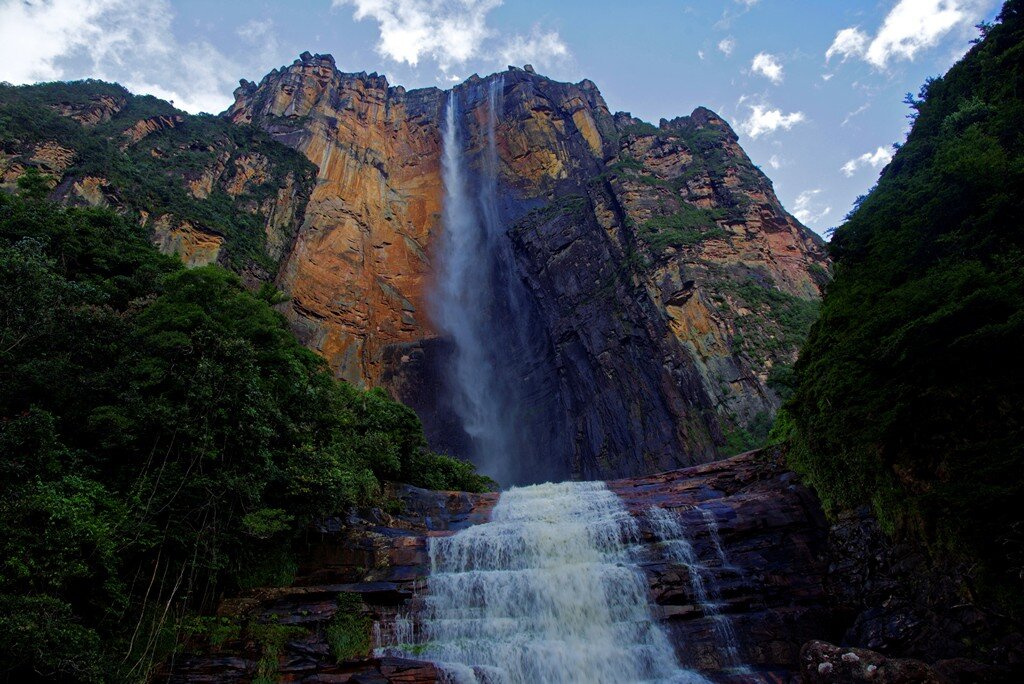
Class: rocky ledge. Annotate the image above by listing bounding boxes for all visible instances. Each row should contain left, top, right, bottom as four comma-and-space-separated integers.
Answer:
162, 450, 835, 682
162, 449, 1023, 682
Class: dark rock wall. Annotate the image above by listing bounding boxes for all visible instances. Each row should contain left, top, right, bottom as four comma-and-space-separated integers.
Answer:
229, 55, 830, 483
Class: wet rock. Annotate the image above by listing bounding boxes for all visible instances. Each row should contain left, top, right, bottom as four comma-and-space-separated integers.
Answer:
164, 450, 831, 681
801, 640, 946, 683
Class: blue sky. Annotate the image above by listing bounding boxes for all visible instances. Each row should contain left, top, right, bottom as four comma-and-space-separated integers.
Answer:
0, 0, 1004, 236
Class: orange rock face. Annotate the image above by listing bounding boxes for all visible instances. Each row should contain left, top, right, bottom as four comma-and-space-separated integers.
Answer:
229, 56, 445, 385
229, 55, 830, 474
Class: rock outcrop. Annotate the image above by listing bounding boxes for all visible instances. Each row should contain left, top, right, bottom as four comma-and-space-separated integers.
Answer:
0, 81, 317, 282
163, 450, 833, 682
228, 54, 829, 480
3, 62, 829, 481
228, 54, 447, 386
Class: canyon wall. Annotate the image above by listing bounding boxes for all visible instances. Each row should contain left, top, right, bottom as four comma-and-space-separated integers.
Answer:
228, 54, 829, 480
2, 56, 828, 481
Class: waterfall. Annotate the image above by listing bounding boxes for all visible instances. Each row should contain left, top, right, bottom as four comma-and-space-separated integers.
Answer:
377, 482, 708, 684
432, 77, 569, 486
647, 507, 746, 672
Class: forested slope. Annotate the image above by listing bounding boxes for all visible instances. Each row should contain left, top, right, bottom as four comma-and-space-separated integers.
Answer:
786, 0, 1024, 610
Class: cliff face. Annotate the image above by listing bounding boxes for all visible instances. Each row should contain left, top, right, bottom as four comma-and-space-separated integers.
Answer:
0, 81, 316, 283
227, 54, 447, 385
229, 54, 828, 480
3, 59, 828, 481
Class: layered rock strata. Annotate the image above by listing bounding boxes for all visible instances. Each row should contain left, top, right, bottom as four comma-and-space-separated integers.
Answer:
228, 54, 829, 479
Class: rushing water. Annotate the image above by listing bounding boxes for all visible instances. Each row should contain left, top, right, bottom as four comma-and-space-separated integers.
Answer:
647, 507, 746, 672
431, 78, 570, 487
376, 481, 709, 683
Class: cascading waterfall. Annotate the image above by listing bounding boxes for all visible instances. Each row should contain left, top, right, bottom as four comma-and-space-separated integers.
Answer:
431, 78, 570, 487
377, 482, 708, 683
433, 83, 512, 481
408, 75, 743, 683
647, 507, 746, 672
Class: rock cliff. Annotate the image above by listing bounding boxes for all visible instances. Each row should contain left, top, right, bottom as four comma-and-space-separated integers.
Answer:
2, 58, 828, 482
228, 53, 829, 480
0, 81, 316, 283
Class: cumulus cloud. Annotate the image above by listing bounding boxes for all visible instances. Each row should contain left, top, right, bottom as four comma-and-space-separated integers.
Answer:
841, 146, 893, 176
718, 37, 736, 56
335, 0, 498, 67
826, 0, 992, 68
825, 27, 869, 63
768, 154, 782, 170
335, 0, 570, 72
751, 52, 783, 83
792, 189, 832, 225
0, 0, 242, 113
738, 104, 806, 139
498, 27, 569, 68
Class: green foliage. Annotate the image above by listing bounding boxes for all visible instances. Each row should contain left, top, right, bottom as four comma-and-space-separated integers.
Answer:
639, 204, 728, 251
787, 1, 1024, 612
326, 593, 372, 662
0, 193, 490, 680
0, 79, 317, 276
721, 411, 773, 456
618, 121, 660, 138
725, 277, 820, 356
249, 618, 307, 684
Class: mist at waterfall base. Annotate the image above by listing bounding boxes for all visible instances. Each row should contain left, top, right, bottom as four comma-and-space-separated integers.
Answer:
430, 78, 570, 488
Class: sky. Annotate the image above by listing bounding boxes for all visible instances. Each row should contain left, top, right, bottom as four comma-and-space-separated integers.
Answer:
0, 0, 1005, 237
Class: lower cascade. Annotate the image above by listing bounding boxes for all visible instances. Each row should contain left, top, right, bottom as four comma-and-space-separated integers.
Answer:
376, 481, 710, 683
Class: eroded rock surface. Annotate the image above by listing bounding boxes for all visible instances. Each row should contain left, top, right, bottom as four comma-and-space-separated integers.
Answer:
229, 55, 829, 479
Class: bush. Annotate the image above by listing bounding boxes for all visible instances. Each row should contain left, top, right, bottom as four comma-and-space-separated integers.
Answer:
786, 1, 1024, 612
0, 191, 490, 680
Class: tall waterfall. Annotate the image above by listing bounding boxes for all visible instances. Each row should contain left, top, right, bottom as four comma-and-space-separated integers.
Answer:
377, 482, 708, 684
432, 77, 569, 486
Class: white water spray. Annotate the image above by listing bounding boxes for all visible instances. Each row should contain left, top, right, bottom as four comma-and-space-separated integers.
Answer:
377, 482, 708, 684
431, 77, 567, 486
433, 84, 512, 480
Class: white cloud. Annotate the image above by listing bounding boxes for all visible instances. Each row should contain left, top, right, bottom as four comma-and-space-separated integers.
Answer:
336, 0, 498, 67
826, 0, 992, 69
841, 102, 871, 127
498, 27, 569, 69
237, 18, 273, 42
825, 27, 869, 63
793, 189, 832, 225
698, 50, 706, 61
738, 104, 806, 139
0, 0, 242, 114
736, 0, 760, 5
768, 154, 782, 170
751, 52, 783, 83
841, 146, 893, 176
335, 0, 570, 72
718, 37, 736, 56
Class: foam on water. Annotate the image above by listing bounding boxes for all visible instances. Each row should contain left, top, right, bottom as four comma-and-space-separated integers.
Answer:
377, 481, 709, 684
